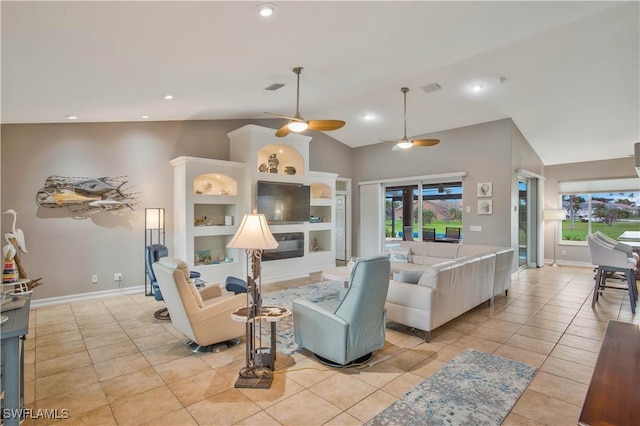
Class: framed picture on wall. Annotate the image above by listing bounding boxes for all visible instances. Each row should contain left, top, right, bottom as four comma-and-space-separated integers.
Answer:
478, 200, 493, 215
477, 182, 492, 197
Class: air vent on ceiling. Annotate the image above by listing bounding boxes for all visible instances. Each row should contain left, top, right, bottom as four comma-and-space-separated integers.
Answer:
422, 83, 442, 93
264, 83, 285, 91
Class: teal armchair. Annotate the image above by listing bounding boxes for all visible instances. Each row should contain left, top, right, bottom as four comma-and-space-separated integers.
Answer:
292, 255, 391, 366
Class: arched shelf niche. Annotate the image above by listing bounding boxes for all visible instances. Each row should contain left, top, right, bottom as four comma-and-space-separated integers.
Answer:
193, 173, 237, 196
310, 182, 331, 200
256, 144, 305, 176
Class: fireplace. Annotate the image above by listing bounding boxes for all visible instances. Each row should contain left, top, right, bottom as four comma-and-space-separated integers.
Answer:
263, 232, 304, 261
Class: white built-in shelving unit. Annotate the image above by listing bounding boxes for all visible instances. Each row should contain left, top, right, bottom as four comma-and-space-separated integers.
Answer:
171, 124, 337, 285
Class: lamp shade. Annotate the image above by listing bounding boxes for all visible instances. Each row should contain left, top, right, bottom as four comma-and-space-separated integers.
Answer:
145, 208, 165, 229
227, 214, 278, 250
543, 209, 565, 221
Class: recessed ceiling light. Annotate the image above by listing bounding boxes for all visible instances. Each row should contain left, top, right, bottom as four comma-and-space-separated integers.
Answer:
257, 3, 275, 17
141, 115, 150, 119
471, 84, 484, 93
65, 114, 78, 120
163, 94, 174, 100
362, 113, 375, 121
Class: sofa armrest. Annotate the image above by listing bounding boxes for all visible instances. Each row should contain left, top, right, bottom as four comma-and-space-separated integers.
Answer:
387, 280, 435, 310
199, 284, 223, 301
190, 293, 246, 325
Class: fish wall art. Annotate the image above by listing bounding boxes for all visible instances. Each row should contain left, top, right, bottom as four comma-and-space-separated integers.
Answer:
36, 175, 139, 212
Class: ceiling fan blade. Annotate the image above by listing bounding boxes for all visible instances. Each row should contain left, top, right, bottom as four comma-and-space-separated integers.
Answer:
275, 124, 291, 137
265, 111, 303, 121
380, 138, 403, 143
307, 120, 346, 131
412, 138, 440, 147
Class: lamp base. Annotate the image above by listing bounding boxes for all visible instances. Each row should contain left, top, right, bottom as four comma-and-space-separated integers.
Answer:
185, 338, 240, 353
234, 370, 273, 389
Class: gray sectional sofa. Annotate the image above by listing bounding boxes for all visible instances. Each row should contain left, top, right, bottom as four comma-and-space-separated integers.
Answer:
384, 241, 514, 341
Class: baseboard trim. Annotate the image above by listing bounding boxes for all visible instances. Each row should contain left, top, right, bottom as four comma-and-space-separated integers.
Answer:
542, 259, 593, 268
31, 285, 145, 308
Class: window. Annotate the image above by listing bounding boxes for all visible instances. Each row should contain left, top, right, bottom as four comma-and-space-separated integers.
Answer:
385, 182, 462, 240
560, 191, 640, 241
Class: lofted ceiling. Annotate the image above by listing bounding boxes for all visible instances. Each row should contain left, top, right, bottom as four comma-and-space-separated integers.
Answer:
2, 1, 638, 166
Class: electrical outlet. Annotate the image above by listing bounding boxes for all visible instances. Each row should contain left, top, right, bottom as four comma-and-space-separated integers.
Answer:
114, 273, 123, 281
561, 250, 567, 256
91, 275, 98, 284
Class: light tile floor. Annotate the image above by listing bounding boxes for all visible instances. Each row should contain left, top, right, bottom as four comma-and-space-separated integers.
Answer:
20, 265, 639, 425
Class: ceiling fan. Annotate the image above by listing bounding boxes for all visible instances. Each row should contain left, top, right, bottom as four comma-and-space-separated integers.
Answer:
382, 87, 440, 151
265, 67, 346, 138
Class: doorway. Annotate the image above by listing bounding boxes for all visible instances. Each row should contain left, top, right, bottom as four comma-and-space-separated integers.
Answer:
518, 179, 528, 268
335, 178, 351, 262
335, 194, 346, 261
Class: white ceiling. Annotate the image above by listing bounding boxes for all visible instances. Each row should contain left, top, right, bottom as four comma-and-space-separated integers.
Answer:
2, 1, 638, 165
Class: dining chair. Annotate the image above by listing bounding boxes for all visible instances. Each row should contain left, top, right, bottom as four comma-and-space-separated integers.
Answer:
422, 228, 436, 241
445, 227, 461, 240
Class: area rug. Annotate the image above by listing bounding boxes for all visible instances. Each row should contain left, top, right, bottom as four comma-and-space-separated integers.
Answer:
259, 280, 345, 355
367, 349, 536, 426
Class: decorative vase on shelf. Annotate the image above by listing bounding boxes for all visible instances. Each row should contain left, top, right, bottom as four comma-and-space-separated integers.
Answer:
312, 238, 319, 252
268, 153, 279, 173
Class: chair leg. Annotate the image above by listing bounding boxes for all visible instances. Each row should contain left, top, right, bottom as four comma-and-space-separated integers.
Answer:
627, 272, 636, 314
592, 267, 601, 308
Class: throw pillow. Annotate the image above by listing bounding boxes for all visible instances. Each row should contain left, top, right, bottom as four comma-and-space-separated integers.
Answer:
398, 269, 424, 284
389, 247, 411, 263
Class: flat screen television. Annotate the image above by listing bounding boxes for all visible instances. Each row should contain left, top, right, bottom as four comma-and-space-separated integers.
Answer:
257, 181, 310, 224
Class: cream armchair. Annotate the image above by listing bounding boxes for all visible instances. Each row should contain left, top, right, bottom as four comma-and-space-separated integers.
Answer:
152, 257, 246, 352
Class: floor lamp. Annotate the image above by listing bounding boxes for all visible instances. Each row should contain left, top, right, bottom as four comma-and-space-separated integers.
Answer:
227, 213, 278, 389
144, 208, 165, 296
544, 209, 565, 267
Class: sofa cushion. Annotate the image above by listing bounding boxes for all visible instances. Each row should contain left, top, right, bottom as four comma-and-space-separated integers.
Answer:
397, 269, 424, 284
390, 261, 436, 275
389, 247, 411, 263
416, 266, 440, 289
457, 244, 496, 257
426, 242, 460, 259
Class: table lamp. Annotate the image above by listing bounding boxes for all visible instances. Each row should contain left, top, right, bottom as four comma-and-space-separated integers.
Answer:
227, 213, 278, 388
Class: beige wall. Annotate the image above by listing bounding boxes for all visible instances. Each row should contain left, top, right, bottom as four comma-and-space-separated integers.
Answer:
351, 118, 543, 255
3, 113, 627, 300
544, 157, 637, 264
0, 119, 352, 300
